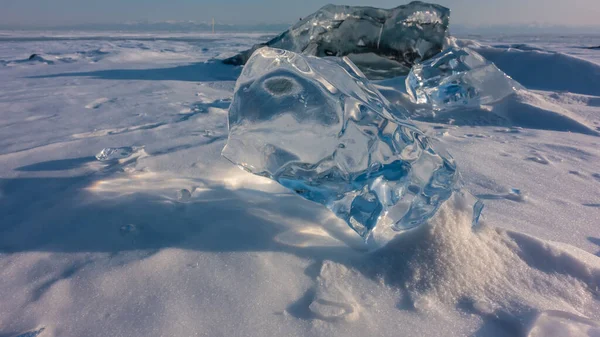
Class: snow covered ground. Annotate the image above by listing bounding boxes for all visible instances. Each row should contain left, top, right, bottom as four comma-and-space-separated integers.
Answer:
0, 31, 599, 337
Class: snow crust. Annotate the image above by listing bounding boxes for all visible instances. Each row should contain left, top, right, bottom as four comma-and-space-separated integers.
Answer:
0, 31, 599, 337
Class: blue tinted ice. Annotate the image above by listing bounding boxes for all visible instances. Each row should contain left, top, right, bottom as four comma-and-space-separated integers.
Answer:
223, 2, 450, 79
222, 47, 459, 240
406, 47, 523, 109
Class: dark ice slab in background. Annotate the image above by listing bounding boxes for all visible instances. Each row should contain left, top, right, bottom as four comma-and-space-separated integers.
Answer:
223, 1, 450, 79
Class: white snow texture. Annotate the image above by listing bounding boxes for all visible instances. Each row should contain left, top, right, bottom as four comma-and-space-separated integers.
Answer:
0, 31, 599, 337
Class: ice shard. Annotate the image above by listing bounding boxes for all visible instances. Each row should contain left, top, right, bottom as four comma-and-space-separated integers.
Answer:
223, 1, 450, 79
222, 47, 459, 242
406, 47, 523, 109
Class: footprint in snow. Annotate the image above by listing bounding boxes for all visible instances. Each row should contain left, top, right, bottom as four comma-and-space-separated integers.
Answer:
307, 261, 360, 322
309, 298, 357, 322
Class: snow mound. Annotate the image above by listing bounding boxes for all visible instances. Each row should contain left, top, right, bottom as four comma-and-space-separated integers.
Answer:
488, 90, 598, 135
397, 194, 597, 314
376, 78, 598, 135
474, 45, 600, 96
302, 191, 599, 334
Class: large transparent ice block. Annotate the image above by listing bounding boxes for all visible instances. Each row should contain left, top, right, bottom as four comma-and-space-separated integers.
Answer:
222, 47, 459, 241
223, 2, 450, 79
406, 47, 523, 109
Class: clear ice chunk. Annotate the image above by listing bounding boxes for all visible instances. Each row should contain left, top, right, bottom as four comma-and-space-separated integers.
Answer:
222, 47, 459, 241
223, 1, 450, 79
406, 47, 523, 109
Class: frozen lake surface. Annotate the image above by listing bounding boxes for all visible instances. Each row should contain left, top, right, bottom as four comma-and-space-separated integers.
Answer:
1, 31, 599, 337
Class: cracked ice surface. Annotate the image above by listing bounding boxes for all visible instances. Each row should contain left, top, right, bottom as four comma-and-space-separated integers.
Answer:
406, 47, 523, 109
223, 1, 450, 79
222, 47, 460, 243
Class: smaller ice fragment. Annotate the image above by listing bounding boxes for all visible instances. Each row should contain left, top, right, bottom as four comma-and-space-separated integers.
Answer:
95, 147, 135, 161
406, 47, 523, 109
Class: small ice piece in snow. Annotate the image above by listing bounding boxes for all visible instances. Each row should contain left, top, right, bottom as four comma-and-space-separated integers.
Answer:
95, 147, 135, 161
223, 2, 450, 79
222, 47, 460, 242
177, 189, 192, 202
26, 54, 54, 64
120, 224, 139, 236
406, 47, 523, 109
506, 188, 526, 202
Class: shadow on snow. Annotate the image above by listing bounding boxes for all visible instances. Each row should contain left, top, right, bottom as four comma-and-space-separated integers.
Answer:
28, 61, 241, 82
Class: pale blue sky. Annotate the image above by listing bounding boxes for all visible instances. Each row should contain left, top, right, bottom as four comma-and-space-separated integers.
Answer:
1, 0, 599, 27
